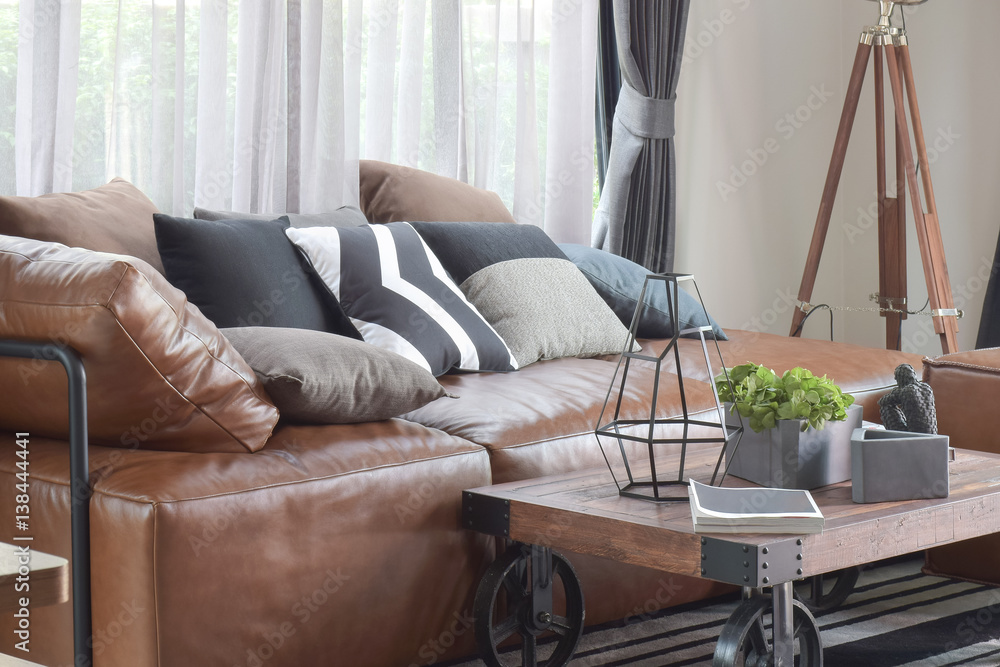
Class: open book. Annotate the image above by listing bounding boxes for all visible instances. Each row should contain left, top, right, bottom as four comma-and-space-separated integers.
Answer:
689, 480, 825, 534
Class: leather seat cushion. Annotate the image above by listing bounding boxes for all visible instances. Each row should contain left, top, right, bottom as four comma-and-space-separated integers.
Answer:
0, 421, 493, 667
405, 330, 922, 484
635, 330, 924, 420
405, 356, 719, 452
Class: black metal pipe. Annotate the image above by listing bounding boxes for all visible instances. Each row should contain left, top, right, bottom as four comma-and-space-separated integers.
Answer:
0, 339, 92, 666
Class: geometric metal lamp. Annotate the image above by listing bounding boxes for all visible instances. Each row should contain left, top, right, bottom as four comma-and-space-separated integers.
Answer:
595, 273, 743, 502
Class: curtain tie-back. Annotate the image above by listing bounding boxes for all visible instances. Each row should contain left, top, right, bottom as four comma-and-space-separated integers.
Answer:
615, 81, 676, 140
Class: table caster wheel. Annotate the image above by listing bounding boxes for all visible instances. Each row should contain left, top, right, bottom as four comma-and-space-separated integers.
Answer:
795, 566, 861, 612
713, 595, 823, 667
473, 544, 584, 667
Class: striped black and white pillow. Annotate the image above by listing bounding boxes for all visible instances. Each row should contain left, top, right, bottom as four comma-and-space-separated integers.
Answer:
286, 223, 517, 376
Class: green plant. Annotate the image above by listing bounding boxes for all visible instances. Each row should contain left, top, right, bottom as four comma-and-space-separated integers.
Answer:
714, 362, 855, 434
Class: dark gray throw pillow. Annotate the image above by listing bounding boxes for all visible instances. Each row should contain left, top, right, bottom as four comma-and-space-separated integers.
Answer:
153, 214, 361, 338
558, 244, 728, 341
411, 222, 638, 367
410, 221, 565, 284
193, 205, 369, 228
221, 327, 448, 424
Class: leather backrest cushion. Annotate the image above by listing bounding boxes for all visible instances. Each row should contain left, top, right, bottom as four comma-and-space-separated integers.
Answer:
359, 160, 516, 224
0, 235, 279, 453
0, 178, 164, 273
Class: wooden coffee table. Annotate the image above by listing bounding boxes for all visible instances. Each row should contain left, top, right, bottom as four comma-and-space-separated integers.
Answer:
1, 542, 69, 666
1, 542, 69, 612
464, 446, 1000, 667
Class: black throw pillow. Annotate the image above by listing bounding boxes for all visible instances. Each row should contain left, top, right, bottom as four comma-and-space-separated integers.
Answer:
153, 214, 360, 337
410, 221, 566, 283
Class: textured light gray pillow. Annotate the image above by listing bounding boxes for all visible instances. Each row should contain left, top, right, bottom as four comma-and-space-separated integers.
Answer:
461, 258, 638, 367
193, 205, 368, 229
221, 327, 448, 424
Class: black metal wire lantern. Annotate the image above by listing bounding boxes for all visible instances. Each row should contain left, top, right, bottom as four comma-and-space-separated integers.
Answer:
594, 274, 743, 502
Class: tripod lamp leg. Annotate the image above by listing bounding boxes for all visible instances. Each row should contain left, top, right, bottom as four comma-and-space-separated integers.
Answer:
884, 43, 959, 353
791, 40, 873, 337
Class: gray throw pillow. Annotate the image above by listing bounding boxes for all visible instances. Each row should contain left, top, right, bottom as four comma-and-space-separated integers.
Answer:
193, 205, 368, 229
410, 222, 638, 367
221, 327, 448, 424
461, 257, 639, 367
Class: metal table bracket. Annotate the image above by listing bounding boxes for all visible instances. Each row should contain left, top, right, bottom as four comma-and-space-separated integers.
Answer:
700, 536, 804, 587
463, 491, 511, 537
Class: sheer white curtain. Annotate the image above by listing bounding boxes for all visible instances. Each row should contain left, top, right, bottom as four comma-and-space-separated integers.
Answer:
1, 0, 596, 242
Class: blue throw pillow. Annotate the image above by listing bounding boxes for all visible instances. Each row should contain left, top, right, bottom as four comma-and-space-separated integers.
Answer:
558, 244, 727, 340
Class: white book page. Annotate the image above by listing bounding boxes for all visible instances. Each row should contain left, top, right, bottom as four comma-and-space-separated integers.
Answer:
689, 480, 823, 521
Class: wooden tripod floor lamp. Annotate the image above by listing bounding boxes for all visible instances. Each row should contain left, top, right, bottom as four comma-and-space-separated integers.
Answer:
789, 0, 960, 354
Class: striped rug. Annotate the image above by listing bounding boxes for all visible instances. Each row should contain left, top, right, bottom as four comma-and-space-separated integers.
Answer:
451, 556, 1000, 666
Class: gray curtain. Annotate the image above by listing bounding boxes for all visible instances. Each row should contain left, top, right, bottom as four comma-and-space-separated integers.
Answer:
592, 0, 691, 273
976, 226, 1000, 349
595, 0, 620, 192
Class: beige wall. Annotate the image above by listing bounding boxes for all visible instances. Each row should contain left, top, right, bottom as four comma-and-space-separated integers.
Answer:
675, 0, 1000, 358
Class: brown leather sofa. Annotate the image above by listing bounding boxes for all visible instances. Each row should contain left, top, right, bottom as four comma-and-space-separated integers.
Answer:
0, 172, 924, 666
0, 330, 921, 667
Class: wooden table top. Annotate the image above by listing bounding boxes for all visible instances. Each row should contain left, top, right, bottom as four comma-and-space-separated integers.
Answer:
0, 542, 69, 614
464, 447, 1000, 586
0, 651, 45, 666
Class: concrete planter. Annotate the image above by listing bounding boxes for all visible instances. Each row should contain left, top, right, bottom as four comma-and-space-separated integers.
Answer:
723, 403, 863, 490
851, 428, 950, 503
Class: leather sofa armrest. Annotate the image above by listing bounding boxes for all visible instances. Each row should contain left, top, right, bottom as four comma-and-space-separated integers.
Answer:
922, 348, 1000, 584
922, 348, 1000, 454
